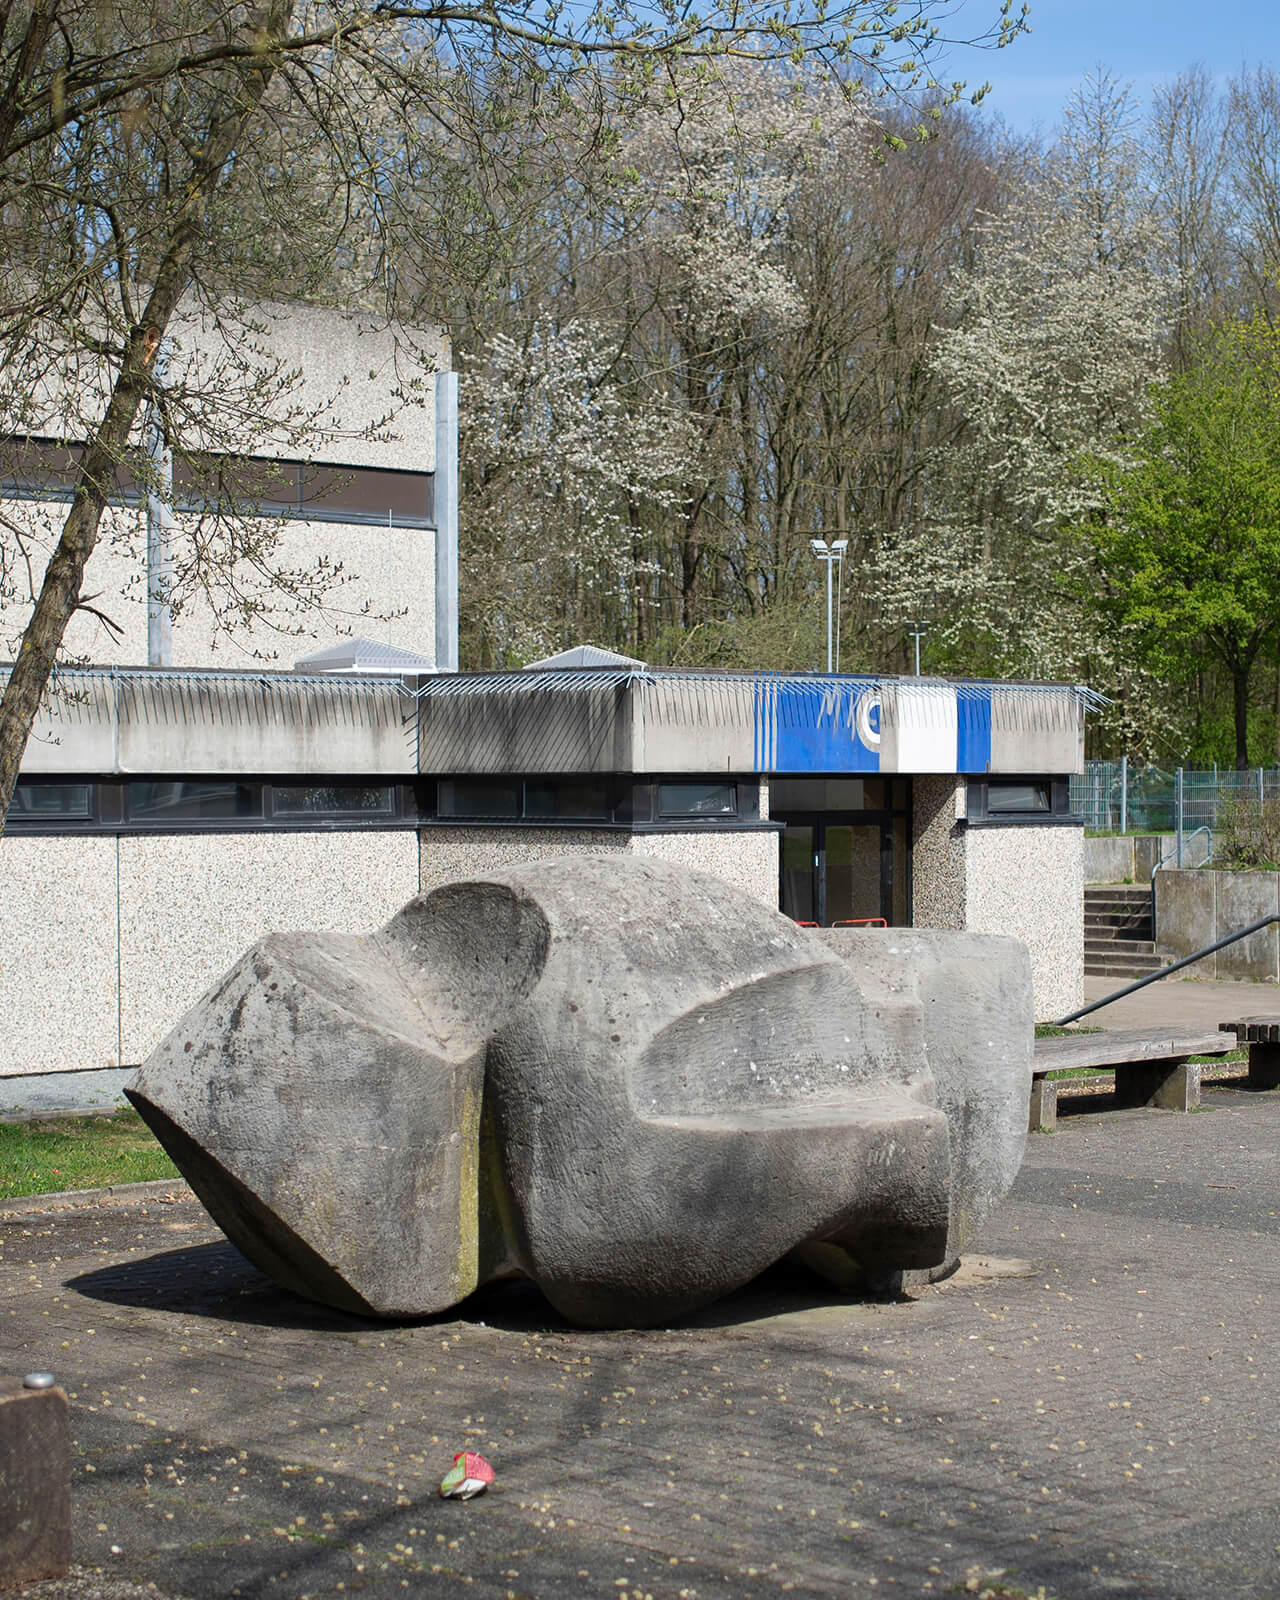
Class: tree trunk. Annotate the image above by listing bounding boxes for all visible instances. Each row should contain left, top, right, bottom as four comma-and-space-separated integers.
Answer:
0, 325, 169, 830
1234, 664, 1251, 769
0, 0, 295, 836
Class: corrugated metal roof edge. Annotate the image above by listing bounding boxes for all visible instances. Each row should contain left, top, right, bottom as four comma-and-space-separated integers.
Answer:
26, 663, 1109, 713
418, 667, 1109, 710
36, 664, 412, 697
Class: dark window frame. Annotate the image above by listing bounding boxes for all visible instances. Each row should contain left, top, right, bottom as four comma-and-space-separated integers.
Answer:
965, 775, 1080, 827
1, 436, 436, 530
628, 777, 764, 831
7, 779, 94, 821
6, 776, 423, 835
9, 773, 778, 836
422, 774, 770, 831
656, 780, 739, 819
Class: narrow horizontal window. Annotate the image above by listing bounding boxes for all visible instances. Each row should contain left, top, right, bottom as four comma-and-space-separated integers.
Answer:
128, 781, 259, 822
10, 782, 91, 818
770, 778, 897, 812
1, 438, 434, 526
272, 784, 396, 817
297, 463, 433, 523
437, 780, 520, 819
986, 782, 1051, 813
658, 782, 737, 818
967, 776, 1076, 825
524, 780, 611, 821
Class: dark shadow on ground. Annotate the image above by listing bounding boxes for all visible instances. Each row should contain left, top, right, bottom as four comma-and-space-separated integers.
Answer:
1054, 1073, 1275, 1120
67, 1241, 402, 1332
67, 1239, 897, 1337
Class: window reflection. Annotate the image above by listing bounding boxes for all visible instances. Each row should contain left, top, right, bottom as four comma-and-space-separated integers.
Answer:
128, 781, 256, 821
273, 785, 394, 816
985, 782, 1051, 812
437, 781, 520, 819
11, 782, 90, 817
658, 782, 736, 817
524, 781, 610, 820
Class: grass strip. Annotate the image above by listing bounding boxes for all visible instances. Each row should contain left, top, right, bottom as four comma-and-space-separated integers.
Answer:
0, 1109, 178, 1199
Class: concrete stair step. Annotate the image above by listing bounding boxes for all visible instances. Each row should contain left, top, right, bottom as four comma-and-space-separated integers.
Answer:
1085, 913, 1153, 933
1084, 955, 1165, 978
1085, 937, 1158, 958
1084, 884, 1160, 978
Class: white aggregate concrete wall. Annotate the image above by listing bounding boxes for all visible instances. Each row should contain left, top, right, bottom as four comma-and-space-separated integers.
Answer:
175, 302, 444, 472
965, 825, 1083, 1023
117, 833, 419, 1064
0, 831, 418, 1075
0, 837, 121, 1075
630, 831, 778, 908
911, 775, 966, 930
910, 777, 1083, 1020
419, 828, 629, 893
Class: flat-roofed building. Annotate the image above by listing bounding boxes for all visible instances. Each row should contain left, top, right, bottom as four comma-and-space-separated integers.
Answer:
2, 655, 1094, 1110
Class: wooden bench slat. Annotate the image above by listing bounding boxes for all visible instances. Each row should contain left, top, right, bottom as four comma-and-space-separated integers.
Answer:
1220, 1018, 1280, 1044
1034, 1029, 1236, 1074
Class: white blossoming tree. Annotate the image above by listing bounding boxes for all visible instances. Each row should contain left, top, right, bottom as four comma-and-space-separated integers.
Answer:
460, 314, 692, 663
893, 72, 1175, 748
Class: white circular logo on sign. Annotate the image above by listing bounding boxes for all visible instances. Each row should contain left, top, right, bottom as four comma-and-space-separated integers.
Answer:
854, 690, 882, 751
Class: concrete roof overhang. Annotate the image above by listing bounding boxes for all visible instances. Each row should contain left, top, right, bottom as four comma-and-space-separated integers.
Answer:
415, 668, 1100, 778
15, 664, 1101, 779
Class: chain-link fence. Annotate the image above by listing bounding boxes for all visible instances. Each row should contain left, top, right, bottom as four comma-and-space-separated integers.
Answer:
1072, 760, 1280, 833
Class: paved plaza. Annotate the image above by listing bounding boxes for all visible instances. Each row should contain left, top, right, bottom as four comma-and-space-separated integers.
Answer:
5, 1077, 1280, 1600
1080, 971, 1280, 1033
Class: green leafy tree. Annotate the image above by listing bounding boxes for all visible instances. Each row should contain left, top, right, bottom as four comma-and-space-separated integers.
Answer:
1089, 317, 1280, 768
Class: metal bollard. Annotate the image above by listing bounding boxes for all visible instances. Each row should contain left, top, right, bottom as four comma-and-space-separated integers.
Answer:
0, 1373, 71, 1589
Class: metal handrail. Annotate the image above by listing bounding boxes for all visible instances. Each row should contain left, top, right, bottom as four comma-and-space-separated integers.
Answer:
1057, 912, 1280, 1026
1150, 825, 1211, 942
1150, 824, 1212, 883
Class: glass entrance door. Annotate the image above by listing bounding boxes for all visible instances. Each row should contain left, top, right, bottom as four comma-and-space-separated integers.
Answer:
779, 823, 816, 923
776, 813, 908, 926
822, 823, 885, 924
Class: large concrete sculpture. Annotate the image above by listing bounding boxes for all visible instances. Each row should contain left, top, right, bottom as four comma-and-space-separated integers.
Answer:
127, 857, 1032, 1327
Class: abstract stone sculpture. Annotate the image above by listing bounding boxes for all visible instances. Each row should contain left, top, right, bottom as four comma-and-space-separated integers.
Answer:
128, 857, 1032, 1327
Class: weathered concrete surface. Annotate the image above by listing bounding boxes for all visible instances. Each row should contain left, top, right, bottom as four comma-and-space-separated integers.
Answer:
129, 858, 1032, 1327
127, 883, 550, 1318
817, 928, 1031, 1274
480, 862, 958, 1326
7, 1089, 1280, 1599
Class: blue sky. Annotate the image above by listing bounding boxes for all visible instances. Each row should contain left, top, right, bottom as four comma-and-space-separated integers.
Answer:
946, 0, 1277, 135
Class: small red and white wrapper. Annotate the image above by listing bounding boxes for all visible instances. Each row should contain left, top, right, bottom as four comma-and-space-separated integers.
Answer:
439, 1450, 495, 1499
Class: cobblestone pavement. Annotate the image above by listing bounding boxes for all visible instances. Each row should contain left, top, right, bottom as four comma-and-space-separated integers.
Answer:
5, 1090, 1280, 1600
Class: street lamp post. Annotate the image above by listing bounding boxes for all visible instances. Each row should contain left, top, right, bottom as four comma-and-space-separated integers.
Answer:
810, 538, 848, 672
906, 620, 929, 676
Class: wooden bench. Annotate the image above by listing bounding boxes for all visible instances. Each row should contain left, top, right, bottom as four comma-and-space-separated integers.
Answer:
1030, 1028, 1240, 1132
1219, 1017, 1280, 1090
